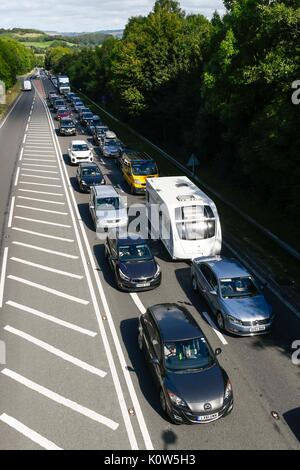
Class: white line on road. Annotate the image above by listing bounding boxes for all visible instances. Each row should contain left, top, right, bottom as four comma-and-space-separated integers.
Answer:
20, 174, 60, 180
10, 257, 83, 279
0, 413, 62, 450
23, 158, 56, 162
4, 326, 105, 377
202, 311, 228, 345
20, 169, 58, 174
12, 242, 78, 260
17, 196, 64, 205
8, 196, 15, 228
23, 134, 27, 144
12, 227, 73, 241
14, 216, 70, 227
0, 247, 8, 308
14, 167, 20, 187
1, 369, 118, 430
18, 189, 63, 197
23, 150, 56, 154
130, 293, 146, 314
19, 148, 24, 161
19, 181, 62, 188
26, 124, 29, 132
6, 301, 94, 335
22, 163, 57, 168
16, 205, 67, 216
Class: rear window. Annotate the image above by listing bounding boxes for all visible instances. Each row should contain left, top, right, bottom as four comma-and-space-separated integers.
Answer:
175, 205, 216, 240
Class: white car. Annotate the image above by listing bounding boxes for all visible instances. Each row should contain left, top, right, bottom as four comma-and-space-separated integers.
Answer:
68, 140, 93, 165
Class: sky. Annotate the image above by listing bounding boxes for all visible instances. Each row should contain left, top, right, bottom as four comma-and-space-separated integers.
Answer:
0, 0, 225, 33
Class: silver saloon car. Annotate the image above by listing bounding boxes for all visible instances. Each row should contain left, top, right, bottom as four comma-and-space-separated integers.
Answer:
191, 256, 274, 336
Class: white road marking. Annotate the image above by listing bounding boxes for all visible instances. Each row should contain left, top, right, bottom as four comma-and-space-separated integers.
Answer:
25, 145, 54, 149
20, 174, 60, 180
1, 369, 118, 430
23, 134, 27, 144
0, 93, 22, 129
202, 311, 228, 345
19, 148, 24, 161
17, 196, 64, 205
12, 241, 78, 260
41, 94, 141, 450
23, 150, 56, 154
26, 124, 29, 132
22, 163, 57, 168
18, 189, 63, 197
4, 326, 105, 377
16, 205, 67, 215
23, 158, 56, 162
14, 167, 20, 187
10, 257, 83, 279
0, 413, 62, 450
14, 216, 70, 227
7, 276, 89, 304
20, 169, 58, 174
8, 196, 15, 228
12, 227, 73, 241
130, 293, 146, 314
0, 247, 8, 308
19, 181, 61, 188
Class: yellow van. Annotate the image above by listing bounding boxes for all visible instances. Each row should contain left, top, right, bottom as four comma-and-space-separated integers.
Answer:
119, 150, 159, 194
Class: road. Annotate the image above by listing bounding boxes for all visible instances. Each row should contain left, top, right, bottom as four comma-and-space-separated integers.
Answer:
0, 76, 299, 450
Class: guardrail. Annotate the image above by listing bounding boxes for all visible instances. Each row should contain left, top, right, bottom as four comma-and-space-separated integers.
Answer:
78, 90, 300, 263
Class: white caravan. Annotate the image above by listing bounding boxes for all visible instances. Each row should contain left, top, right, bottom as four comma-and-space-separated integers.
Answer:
146, 176, 222, 260
23, 80, 32, 91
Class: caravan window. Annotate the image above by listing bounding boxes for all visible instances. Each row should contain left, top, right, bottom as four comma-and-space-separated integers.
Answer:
175, 205, 215, 240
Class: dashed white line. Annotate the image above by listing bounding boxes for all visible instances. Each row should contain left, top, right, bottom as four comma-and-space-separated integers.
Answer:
0, 413, 62, 450
7, 276, 89, 304
8, 196, 15, 228
0, 247, 8, 308
17, 196, 64, 205
1, 369, 118, 430
23, 134, 27, 144
4, 326, 105, 377
12, 227, 73, 241
10, 257, 83, 279
202, 311, 228, 345
130, 293, 146, 314
19, 148, 24, 161
12, 242, 78, 260
14, 167, 20, 187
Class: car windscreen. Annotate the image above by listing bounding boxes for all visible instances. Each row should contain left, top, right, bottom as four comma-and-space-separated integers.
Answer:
164, 337, 214, 371
81, 167, 101, 177
96, 197, 120, 210
72, 144, 89, 151
61, 120, 74, 127
132, 162, 158, 176
106, 139, 119, 147
92, 119, 102, 127
118, 243, 152, 262
220, 276, 259, 299
82, 113, 94, 119
55, 101, 64, 106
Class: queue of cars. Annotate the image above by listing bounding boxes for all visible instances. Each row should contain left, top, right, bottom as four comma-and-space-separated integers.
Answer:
45, 81, 274, 425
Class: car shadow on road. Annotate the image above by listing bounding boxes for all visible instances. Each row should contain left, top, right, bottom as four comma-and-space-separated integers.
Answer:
283, 407, 300, 443
77, 202, 95, 232
93, 243, 119, 289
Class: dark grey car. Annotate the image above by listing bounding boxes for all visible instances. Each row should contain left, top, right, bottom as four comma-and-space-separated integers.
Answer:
191, 256, 274, 336
138, 303, 233, 424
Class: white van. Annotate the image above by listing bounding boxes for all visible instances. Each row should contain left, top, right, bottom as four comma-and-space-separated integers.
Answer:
146, 176, 222, 260
23, 80, 32, 91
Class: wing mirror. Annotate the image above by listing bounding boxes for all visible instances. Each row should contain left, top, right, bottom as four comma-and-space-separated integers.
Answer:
215, 348, 222, 356
209, 290, 217, 296
151, 357, 160, 366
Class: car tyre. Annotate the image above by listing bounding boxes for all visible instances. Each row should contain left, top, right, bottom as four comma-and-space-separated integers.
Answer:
217, 312, 225, 331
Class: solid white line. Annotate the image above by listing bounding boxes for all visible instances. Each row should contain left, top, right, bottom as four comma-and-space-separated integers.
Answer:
16, 205, 67, 215
41, 91, 140, 450
202, 311, 228, 345
22, 163, 57, 168
12, 241, 78, 260
4, 326, 105, 377
0, 93, 22, 129
8, 196, 15, 228
14, 167, 20, 187
14, 216, 70, 227
10, 257, 83, 279
20, 169, 58, 174
1, 369, 118, 430
12, 227, 73, 241
7, 275, 89, 304
0, 413, 62, 450
20, 174, 60, 180
130, 293, 146, 314
0, 247, 8, 308
18, 189, 63, 196
19, 148, 24, 161
18, 196, 64, 204
23, 134, 27, 144
19, 181, 61, 188
7, 299, 94, 334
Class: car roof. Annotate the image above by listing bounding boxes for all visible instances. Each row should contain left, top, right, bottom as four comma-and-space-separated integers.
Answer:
194, 256, 250, 279
92, 184, 118, 197
79, 162, 99, 169
71, 140, 88, 145
116, 232, 145, 246
149, 303, 203, 342
122, 151, 153, 163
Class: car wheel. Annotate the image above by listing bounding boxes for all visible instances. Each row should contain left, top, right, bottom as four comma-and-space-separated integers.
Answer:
217, 312, 225, 331
192, 276, 198, 292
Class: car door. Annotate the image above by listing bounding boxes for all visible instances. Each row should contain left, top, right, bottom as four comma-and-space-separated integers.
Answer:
76, 166, 81, 185
143, 316, 163, 387
200, 265, 219, 314
89, 190, 96, 221
108, 238, 118, 272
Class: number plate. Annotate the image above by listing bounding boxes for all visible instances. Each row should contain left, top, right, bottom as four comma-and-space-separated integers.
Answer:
197, 413, 218, 422
250, 325, 266, 332
136, 282, 150, 288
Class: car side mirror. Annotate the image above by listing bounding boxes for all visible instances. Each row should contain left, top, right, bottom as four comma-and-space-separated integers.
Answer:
215, 348, 222, 356
68, 148, 70, 152
209, 290, 217, 296
151, 357, 160, 366
90, 204, 94, 210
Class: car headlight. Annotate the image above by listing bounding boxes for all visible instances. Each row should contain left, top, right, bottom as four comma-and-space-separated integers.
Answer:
167, 390, 188, 408
134, 179, 141, 184
119, 269, 130, 281
224, 380, 232, 400
226, 314, 243, 325
154, 264, 161, 278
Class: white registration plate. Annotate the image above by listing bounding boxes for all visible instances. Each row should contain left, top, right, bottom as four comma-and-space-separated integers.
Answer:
250, 325, 266, 332
197, 413, 218, 422
136, 282, 150, 288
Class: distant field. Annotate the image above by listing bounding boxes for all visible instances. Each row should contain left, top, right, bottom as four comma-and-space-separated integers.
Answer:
25, 41, 74, 49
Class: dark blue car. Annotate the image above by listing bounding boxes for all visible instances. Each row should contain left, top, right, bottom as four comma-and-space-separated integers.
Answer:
76, 162, 105, 192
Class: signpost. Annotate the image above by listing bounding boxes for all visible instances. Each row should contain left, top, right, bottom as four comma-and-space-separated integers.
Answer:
187, 153, 200, 175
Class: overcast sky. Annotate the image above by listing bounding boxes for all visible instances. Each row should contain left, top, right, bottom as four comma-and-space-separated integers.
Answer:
0, 0, 225, 32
